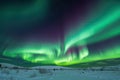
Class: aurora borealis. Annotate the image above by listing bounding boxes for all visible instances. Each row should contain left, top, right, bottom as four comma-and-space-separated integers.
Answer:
0, 0, 120, 67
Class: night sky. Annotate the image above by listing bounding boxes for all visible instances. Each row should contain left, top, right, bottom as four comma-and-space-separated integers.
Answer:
0, 0, 120, 67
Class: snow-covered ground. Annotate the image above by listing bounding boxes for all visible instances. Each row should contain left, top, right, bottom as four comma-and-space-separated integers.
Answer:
0, 63, 120, 80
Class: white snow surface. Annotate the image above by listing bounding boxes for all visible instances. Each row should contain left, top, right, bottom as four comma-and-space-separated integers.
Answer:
0, 63, 120, 80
